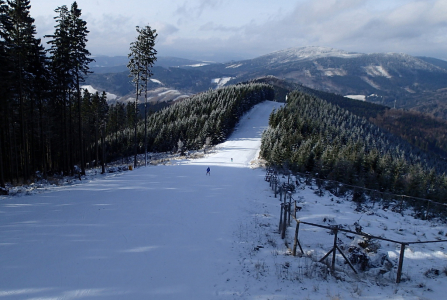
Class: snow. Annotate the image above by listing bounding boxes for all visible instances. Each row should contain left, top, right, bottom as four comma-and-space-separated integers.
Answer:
361, 76, 381, 90
185, 63, 210, 67
364, 65, 392, 78
405, 87, 416, 93
2, 100, 447, 300
81, 85, 118, 101
313, 61, 347, 77
345, 95, 366, 101
226, 64, 243, 69
158, 89, 181, 96
263, 46, 362, 65
211, 77, 233, 88
150, 78, 163, 85
323, 68, 347, 77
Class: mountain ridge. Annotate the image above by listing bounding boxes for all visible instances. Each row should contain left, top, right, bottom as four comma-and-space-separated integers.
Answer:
85, 46, 447, 117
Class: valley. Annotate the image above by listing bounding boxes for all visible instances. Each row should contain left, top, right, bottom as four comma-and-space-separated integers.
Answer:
85, 46, 447, 117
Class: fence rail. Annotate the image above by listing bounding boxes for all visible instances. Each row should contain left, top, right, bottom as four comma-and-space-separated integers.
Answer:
265, 169, 447, 220
265, 169, 447, 284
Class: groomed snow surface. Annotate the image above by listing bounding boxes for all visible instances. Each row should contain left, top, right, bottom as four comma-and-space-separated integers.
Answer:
1, 101, 447, 299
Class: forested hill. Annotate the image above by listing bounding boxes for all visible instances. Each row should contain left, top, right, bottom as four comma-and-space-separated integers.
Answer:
144, 83, 274, 152
255, 76, 447, 160
106, 83, 274, 160
254, 76, 388, 119
260, 91, 447, 202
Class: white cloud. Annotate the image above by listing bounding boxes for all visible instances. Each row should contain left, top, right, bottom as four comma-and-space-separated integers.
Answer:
31, 0, 447, 61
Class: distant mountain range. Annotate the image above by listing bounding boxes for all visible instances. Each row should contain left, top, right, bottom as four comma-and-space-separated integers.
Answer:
90, 56, 208, 74
85, 46, 447, 118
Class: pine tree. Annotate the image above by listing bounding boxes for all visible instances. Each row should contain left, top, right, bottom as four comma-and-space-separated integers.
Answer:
68, 1, 93, 176
138, 25, 157, 166
7, 0, 39, 180
127, 29, 144, 168
0, 0, 11, 188
46, 2, 93, 176
127, 25, 157, 167
46, 4, 71, 174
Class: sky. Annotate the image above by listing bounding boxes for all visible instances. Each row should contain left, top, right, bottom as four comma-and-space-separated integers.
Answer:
30, 0, 447, 62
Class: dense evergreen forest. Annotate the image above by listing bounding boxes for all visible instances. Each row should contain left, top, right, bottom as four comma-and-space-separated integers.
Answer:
105, 83, 274, 160
370, 109, 447, 159
0, 0, 274, 191
260, 91, 447, 203
0, 0, 100, 188
256, 76, 447, 161
2, 0, 447, 210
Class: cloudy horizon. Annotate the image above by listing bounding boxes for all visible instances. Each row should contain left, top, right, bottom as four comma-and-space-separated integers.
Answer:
31, 0, 447, 62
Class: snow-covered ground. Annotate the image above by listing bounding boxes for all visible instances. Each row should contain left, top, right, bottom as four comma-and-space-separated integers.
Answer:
81, 85, 118, 102
1, 101, 447, 300
345, 95, 366, 101
212, 77, 233, 89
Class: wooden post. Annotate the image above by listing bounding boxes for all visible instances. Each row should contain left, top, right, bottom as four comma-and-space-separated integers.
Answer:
294, 200, 297, 219
274, 179, 277, 198
336, 244, 358, 274
282, 203, 288, 239
396, 243, 406, 283
279, 203, 284, 233
292, 221, 304, 256
279, 186, 282, 202
331, 228, 338, 272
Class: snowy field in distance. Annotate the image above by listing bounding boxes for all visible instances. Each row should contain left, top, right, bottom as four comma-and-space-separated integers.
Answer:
1, 101, 447, 299
345, 95, 366, 101
81, 85, 118, 102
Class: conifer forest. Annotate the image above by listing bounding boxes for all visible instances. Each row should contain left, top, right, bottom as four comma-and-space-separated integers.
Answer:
3, 0, 447, 212
0, 0, 275, 188
0, 0, 98, 187
260, 91, 447, 203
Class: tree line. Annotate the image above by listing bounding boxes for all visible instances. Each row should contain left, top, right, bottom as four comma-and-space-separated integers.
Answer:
260, 91, 447, 203
255, 76, 447, 164
0, 0, 157, 190
0, 0, 97, 188
105, 83, 275, 159
0, 0, 274, 192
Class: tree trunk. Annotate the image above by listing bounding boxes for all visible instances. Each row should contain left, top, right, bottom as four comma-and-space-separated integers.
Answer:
95, 119, 99, 167
39, 93, 47, 178
68, 91, 74, 175
101, 125, 106, 174
0, 132, 5, 188
76, 72, 85, 175
134, 72, 140, 169
144, 64, 148, 166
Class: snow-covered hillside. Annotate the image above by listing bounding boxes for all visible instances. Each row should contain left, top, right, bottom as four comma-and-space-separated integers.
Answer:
261, 46, 362, 64
81, 85, 118, 102
1, 101, 447, 300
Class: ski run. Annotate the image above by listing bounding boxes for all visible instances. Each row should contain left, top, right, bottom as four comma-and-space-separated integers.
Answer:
1, 101, 447, 299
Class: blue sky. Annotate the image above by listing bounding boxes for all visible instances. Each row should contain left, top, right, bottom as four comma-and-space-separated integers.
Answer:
31, 0, 447, 62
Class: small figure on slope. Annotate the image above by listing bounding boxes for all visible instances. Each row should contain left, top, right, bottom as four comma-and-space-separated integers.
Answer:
206, 167, 211, 176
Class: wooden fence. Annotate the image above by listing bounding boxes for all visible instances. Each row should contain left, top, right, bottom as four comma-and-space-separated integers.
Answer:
265, 169, 447, 221
265, 169, 447, 283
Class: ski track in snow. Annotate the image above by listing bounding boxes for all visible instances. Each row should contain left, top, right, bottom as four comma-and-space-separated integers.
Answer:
1, 101, 447, 300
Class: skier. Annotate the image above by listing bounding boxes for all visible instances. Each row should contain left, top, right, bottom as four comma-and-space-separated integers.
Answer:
206, 167, 210, 176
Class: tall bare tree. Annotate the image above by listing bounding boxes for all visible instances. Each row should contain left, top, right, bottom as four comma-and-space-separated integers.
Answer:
127, 24, 157, 168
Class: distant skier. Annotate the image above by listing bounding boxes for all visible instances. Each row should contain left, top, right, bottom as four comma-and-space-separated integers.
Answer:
206, 167, 210, 176
231, 158, 233, 162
